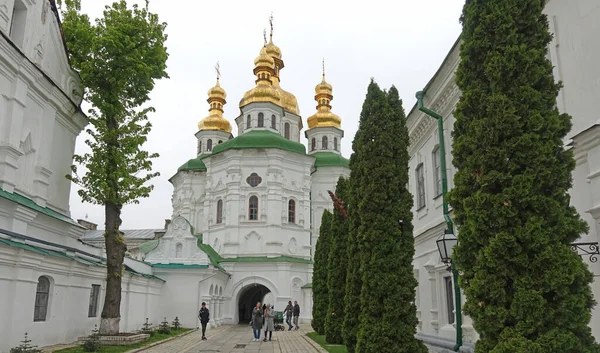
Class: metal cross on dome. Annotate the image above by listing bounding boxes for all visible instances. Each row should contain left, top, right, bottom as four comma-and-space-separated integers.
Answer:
215, 62, 220, 80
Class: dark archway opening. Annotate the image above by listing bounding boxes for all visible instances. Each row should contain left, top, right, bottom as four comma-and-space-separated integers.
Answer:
237, 284, 270, 324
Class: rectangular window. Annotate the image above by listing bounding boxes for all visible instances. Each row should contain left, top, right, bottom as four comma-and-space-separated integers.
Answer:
444, 277, 455, 325
432, 148, 442, 198
416, 164, 426, 210
9, 0, 27, 47
88, 285, 101, 317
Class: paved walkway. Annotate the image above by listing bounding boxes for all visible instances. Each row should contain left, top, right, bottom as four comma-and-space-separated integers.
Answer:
138, 324, 326, 353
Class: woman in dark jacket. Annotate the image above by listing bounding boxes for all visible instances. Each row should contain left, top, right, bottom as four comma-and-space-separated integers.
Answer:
251, 302, 263, 342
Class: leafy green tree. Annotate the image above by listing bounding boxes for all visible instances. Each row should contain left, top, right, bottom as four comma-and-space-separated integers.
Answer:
352, 81, 426, 353
449, 1, 599, 352
325, 177, 349, 344
59, 0, 168, 334
312, 210, 333, 334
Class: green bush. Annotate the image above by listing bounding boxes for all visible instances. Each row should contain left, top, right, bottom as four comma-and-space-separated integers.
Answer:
157, 317, 171, 335
325, 177, 349, 344
312, 210, 333, 335
353, 82, 426, 353
10, 333, 42, 353
449, 0, 600, 351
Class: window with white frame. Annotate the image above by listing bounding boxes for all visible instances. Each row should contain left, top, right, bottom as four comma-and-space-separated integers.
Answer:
9, 0, 27, 47
444, 276, 455, 325
432, 147, 442, 198
271, 114, 276, 129
288, 199, 296, 223
34, 276, 50, 322
258, 112, 264, 127
416, 163, 426, 210
88, 284, 101, 317
248, 196, 258, 220
216, 199, 223, 224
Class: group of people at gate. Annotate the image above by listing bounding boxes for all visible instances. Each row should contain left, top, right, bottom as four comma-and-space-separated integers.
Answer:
251, 300, 301, 342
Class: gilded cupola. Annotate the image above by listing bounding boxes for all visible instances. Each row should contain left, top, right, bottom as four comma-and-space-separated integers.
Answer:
307, 64, 341, 129
198, 64, 232, 133
239, 46, 282, 109
239, 16, 300, 116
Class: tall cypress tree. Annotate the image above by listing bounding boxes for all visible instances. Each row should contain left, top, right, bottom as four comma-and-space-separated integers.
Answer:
354, 81, 426, 353
449, 1, 599, 352
325, 177, 350, 344
312, 210, 333, 335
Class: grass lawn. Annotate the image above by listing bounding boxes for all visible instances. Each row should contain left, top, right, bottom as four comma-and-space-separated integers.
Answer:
306, 332, 348, 353
54, 328, 192, 353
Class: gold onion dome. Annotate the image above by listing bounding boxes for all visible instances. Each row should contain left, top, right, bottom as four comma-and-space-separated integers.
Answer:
239, 47, 281, 108
307, 73, 341, 129
198, 78, 232, 133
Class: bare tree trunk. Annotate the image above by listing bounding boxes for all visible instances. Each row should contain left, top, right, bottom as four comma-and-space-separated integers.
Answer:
100, 201, 125, 334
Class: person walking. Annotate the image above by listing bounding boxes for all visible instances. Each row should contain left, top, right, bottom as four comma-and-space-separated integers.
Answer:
293, 301, 300, 330
251, 302, 263, 342
198, 302, 210, 340
263, 304, 275, 341
284, 301, 294, 330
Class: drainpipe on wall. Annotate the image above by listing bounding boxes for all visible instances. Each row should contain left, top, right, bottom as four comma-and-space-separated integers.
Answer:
416, 91, 463, 352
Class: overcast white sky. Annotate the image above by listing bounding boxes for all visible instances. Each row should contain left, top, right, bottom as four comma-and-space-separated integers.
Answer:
68, 0, 464, 230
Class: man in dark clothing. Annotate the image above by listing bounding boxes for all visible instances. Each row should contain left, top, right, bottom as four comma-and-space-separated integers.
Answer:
198, 302, 210, 340
284, 301, 294, 330
293, 301, 300, 330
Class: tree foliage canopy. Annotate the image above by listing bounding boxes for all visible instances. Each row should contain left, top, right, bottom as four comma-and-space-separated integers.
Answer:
312, 210, 334, 335
352, 81, 426, 353
449, 0, 598, 352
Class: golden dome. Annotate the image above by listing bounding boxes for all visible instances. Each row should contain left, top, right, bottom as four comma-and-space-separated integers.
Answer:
265, 39, 282, 60
198, 78, 232, 133
239, 47, 281, 108
307, 74, 341, 129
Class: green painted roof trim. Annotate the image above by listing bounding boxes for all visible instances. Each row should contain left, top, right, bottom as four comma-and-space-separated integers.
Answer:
0, 187, 78, 226
0, 237, 165, 282
138, 239, 159, 254
151, 263, 209, 269
211, 130, 306, 155
301, 283, 312, 289
312, 152, 350, 168
178, 157, 207, 172
219, 255, 312, 264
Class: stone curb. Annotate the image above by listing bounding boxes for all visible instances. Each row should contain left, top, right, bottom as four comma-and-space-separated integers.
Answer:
125, 328, 198, 353
301, 331, 329, 353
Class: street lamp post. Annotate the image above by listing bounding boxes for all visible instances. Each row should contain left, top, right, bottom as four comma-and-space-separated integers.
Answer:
416, 91, 462, 352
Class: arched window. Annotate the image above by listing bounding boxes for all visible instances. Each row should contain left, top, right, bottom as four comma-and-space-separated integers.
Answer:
246, 115, 251, 129
258, 113, 264, 127
207, 139, 213, 151
288, 199, 296, 223
34, 276, 50, 322
334, 137, 338, 151
271, 115, 276, 129
322, 136, 328, 150
248, 196, 259, 220
216, 199, 223, 224
175, 243, 183, 258
197, 140, 202, 154
311, 138, 316, 151
284, 122, 290, 139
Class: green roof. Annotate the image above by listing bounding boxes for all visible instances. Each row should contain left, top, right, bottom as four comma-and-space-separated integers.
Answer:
220, 255, 311, 264
0, 237, 164, 282
312, 152, 350, 168
301, 283, 312, 289
0, 187, 78, 226
151, 263, 209, 269
211, 130, 306, 155
138, 239, 159, 254
178, 158, 207, 172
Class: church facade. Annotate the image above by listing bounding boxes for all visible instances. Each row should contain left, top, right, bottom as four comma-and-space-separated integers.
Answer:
137, 35, 349, 327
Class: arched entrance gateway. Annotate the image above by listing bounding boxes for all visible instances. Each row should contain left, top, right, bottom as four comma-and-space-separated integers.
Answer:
237, 284, 270, 324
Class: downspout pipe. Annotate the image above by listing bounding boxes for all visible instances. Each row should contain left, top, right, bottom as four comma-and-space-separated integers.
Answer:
416, 91, 462, 352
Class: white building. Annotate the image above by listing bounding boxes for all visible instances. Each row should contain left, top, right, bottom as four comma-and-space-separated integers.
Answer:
407, 1, 600, 352
0, 1, 165, 352
0, 3, 349, 349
